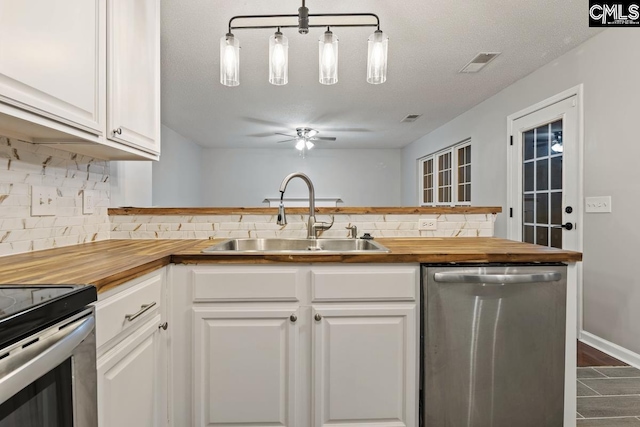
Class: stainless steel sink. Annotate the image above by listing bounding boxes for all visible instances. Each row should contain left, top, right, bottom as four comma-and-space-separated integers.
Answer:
202, 238, 390, 254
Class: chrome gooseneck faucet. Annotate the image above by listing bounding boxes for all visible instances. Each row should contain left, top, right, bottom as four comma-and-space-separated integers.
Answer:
277, 172, 333, 239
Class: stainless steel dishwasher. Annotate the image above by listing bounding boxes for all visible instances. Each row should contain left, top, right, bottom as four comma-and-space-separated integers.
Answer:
421, 264, 567, 427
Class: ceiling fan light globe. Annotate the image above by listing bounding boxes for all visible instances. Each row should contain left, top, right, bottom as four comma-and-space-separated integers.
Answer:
305, 140, 315, 150
295, 139, 305, 150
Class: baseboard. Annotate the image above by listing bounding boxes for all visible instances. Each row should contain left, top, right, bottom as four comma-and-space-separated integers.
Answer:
580, 330, 640, 369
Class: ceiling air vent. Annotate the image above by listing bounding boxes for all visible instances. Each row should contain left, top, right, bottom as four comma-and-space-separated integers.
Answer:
401, 114, 422, 123
459, 52, 501, 73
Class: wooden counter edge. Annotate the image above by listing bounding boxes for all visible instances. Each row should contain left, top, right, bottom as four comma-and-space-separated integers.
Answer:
108, 206, 503, 215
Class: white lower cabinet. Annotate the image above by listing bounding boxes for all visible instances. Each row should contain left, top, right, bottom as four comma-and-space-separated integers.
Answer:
97, 314, 164, 427
95, 269, 168, 427
312, 306, 417, 427
192, 308, 299, 426
169, 264, 419, 427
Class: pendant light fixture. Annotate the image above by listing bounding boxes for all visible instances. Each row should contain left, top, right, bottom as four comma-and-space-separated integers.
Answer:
221, 1, 387, 86
220, 33, 240, 87
367, 30, 388, 85
269, 29, 289, 85
319, 28, 338, 85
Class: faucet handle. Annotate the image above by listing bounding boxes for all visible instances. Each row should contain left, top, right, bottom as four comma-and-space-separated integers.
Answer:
345, 225, 357, 239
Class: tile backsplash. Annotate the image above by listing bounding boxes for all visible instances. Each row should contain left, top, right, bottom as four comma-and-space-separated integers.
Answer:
110, 213, 496, 239
0, 136, 110, 256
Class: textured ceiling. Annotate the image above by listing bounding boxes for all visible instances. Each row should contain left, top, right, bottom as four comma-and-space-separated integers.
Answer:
161, 0, 601, 149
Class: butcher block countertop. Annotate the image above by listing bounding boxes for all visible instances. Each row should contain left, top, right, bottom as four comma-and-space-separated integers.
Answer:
0, 238, 581, 293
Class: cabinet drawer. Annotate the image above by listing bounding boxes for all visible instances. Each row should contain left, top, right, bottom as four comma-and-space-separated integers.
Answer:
311, 266, 418, 302
95, 270, 163, 349
191, 267, 301, 302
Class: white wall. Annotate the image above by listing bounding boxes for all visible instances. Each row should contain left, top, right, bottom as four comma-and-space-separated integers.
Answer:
200, 148, 402, 207
402, 29, 640, 355
110, 161, 153, 207
152, 125, 203, 206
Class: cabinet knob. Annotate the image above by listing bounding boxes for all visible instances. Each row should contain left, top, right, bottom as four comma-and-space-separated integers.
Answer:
113, 127, 122, 135
314, 313, 322, 321
290, 314, 297, 323
159, 322, 168, 330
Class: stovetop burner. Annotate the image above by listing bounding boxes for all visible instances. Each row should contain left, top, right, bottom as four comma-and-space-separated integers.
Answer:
0, 285, 96, 350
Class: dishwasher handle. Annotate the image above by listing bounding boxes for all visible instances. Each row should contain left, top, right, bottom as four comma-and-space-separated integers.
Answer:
433, 271, 562, 284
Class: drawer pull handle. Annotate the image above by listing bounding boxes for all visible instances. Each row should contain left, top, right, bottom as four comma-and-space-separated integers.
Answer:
314, 313, 322, 321
124, 302, 156, 322
113, 127, 122, 135
159, 322, 168, 330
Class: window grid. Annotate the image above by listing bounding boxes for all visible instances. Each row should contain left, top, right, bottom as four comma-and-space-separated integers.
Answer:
419, 140, 471, 206
422, 157, 434, 204
457, 144, 471, 203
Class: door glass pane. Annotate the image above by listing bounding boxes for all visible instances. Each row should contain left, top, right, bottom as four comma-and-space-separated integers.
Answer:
551, 192, 563, 225
523, 225, 535, 244
551, 228, 562, 249
551, 156, 562, 190
524, 194, 535, 224
524, 130, 535, 161
536, 226, 549, 246
536, 193, 548, 224
535, 125, 549, 158
524, 163, 534, 192
536, 159, 548, 191
521, 119, 563, 248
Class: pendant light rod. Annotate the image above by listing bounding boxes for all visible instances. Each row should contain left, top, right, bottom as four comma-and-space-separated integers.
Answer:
228, 12, 380, 33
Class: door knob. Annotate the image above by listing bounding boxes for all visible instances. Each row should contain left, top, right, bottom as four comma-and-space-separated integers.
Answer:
314, 313, 322, 321
113, 127, 122, 135
159, 322, 168, 330
552, 222, 573, 231
290, 314, 297, 322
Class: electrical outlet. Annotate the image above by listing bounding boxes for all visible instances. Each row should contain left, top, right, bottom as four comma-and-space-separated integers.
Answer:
585, 196, 612, 213
83, 190, 95, 214
31, 186, 57, 216
418, 219, 437, 230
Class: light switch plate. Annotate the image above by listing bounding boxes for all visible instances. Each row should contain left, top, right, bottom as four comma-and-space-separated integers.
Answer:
418, 219, 438, 230
31, 186, 57, 216
83, 190, 95, 215
585, 196, 612, 213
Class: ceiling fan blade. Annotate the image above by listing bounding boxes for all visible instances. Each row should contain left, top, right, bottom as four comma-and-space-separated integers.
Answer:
276, 139, 296, 143
313, 136, 337, 141
322, 127, 372, 133
275, 132, 296, 137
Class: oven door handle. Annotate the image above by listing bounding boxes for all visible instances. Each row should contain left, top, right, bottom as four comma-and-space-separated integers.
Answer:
0, 314, 95, 406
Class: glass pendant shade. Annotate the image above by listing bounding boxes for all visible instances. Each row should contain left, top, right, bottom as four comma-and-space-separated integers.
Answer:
319, 30, 338, 85
295, 139, 305, 150
220, 33, 240, 87
269, 32, 289, 85
305, 140, 314, 150
367, 30, 388, 84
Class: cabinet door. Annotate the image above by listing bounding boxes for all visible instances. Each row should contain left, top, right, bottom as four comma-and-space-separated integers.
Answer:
0, 0, 105, 133
193, 308, 298, 427
97, 314, 165, 427
107, 0, 160, 154
312, 305, 417, 427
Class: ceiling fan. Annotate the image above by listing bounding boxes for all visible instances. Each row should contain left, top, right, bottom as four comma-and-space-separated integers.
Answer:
276, 127, 336, 150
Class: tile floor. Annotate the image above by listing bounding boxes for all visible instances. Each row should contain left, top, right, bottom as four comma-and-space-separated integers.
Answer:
577, 366, 640, 426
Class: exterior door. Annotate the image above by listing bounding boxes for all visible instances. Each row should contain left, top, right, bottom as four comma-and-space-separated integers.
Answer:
508, 94, 581, 253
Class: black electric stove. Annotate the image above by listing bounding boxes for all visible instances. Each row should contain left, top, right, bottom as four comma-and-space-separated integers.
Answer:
0, 285, 97, 350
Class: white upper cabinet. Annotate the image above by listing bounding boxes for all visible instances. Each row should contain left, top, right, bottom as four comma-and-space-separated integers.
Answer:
0, 0, 105, 134
0, 0, 160, 160
107, 0, 160, 154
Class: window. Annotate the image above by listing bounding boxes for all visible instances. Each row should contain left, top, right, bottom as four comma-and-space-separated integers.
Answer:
419, 140, 471, 206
